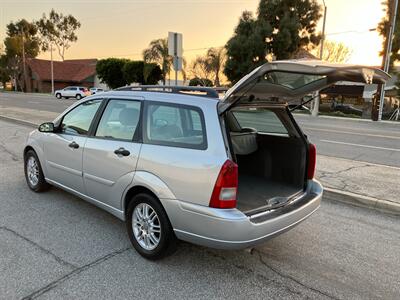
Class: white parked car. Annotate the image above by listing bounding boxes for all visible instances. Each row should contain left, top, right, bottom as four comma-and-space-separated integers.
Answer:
55, 86, 91, 100
89, 87, 105, 95
24, 61, 389, 259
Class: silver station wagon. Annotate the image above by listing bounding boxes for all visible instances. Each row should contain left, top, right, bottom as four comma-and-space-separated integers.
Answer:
24, 61, 389, 259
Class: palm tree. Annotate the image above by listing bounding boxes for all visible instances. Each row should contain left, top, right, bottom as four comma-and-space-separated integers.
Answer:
142, 38, 171, 85
205, 47, 226, 87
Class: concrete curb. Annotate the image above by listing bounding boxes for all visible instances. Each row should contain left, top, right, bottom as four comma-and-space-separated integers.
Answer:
0, 115, 37, 128
0, 91, 52, 97
294, 113, 400, 125
324, 187, 400, 216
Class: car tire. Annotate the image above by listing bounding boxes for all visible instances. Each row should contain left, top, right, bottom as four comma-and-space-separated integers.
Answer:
56, 93, 62, 99
126, 193, 177, 260
76, 94, 82, 100
24, 150, 50, 192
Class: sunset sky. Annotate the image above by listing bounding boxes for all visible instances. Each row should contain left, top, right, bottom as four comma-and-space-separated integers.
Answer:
0, 0, 386, 66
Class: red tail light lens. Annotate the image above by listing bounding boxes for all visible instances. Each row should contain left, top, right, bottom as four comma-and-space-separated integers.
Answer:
209, 160, 238, 209
307, 143, 316, 179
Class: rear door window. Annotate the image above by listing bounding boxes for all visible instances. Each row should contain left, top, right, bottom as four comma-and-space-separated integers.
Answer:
232, 108, 288, 135
95, 99, 141, 141
144, 102, 207, 149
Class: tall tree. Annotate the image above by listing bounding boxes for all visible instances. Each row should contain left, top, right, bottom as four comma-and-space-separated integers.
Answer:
96, 58, 129, 89
123, 60, 145, 84
258, 0, 322, 60
0, 51, 11, 87
122, 61, 163, 84
225, 11, 269, 83
189, 47, 226, 86
142, 38, 170, 85
143, 63, 163, 84
378, 0, 400, 71
312, 40, 352, 63
189, 56, 214, 86
204, 47, 226, 86
4, 19, 40, 91
37, 9, 81, 60
97, 58, 163, 88
224, 0, 322, 83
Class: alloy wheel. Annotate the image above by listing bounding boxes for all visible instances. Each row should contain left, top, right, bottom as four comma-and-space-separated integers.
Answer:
26, 156, 39, 187
132, 203, 161, 250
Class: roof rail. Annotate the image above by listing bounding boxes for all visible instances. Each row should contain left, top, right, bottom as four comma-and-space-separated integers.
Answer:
115, 85, 220, 98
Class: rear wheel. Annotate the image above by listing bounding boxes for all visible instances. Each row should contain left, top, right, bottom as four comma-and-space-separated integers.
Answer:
76, 94, 82, 100
126, 193, 177, 260
24, 150, 49, 192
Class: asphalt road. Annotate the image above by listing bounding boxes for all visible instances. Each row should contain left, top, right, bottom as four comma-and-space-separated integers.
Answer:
1, 92, 399, 167
1, 119, 400, 299
0, 92, 72, 113
293, 114, 400, 168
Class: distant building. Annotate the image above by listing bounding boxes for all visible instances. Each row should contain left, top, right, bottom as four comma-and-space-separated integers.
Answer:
26, 58, 107, 93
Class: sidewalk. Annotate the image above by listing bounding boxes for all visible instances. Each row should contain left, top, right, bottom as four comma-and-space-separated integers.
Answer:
1, 107, 399, 215
316, 155, 400, 215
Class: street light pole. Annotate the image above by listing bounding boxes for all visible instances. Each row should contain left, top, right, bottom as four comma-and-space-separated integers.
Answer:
312, 0, 327, 117
378, 0, 398, 121
50, 43, 54, 94
21, 31, 27, 93
319, 2, 327, 60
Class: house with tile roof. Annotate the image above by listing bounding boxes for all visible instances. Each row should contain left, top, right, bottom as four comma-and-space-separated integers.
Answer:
26, 58, 105, 93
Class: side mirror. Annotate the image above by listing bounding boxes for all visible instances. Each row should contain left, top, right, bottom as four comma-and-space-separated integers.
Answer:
38, 122, 55, 133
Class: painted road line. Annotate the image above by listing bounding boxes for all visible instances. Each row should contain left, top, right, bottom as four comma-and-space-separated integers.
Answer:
303, 127, 400, 140
320, 140, 400, 152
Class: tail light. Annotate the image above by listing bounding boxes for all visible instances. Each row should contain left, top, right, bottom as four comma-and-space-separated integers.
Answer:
307, 143, 316, 179
209, 160, 238, 209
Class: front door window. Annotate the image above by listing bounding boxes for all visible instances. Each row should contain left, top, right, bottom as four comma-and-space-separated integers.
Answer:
61, 99, 102, 135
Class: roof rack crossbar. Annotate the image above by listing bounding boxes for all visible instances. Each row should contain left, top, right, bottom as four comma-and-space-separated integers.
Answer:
115, 85, 219, 98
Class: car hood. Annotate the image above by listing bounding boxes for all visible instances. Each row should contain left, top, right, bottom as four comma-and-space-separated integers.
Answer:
219, 60, 390, 114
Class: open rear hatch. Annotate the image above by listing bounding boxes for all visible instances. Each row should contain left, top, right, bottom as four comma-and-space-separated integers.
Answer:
220, 61, 390, 215
219, 60, 390, 114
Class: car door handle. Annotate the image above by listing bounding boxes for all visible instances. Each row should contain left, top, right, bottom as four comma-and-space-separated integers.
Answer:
68, 141, 79, 149
114, 147, 130, 156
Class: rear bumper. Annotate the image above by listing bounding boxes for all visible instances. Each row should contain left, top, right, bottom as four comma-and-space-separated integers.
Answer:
163, 180, 322, 250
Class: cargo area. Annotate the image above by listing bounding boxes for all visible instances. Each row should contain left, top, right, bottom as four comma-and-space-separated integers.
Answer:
226, 106, 308, 214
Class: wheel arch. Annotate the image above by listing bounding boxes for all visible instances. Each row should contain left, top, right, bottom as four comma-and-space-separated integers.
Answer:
23, 145, 35, 158
124, 185, 159, 216
122, 171, 176, 218
23, 141, 48, 177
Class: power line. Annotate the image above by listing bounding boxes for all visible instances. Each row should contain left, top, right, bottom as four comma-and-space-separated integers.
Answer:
94, 45, 224, 59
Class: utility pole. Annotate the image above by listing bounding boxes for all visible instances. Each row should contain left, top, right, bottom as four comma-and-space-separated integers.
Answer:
50, 43, 54, 94
377, 0, 398, 121
21, 31, 27, 93
312, 0, 327, 117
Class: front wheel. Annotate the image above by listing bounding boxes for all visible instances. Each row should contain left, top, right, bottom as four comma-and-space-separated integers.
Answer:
56, 93, 62, 99
126, 193, 177, 260
76, 94, 82, 100
24, 150, 49, 192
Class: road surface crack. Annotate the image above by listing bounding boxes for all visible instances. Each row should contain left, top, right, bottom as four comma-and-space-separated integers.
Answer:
253, 249, 341, 300
0, 143, 20, 161
203, 248, 330, 298
0, 226, 76, 269
21, 247, 131, 300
